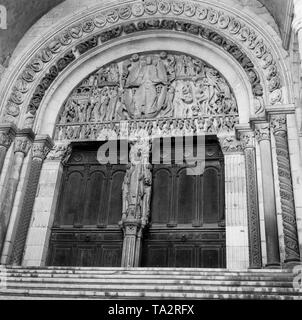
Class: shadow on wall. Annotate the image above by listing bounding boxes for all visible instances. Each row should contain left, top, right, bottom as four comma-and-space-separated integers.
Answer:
0, 0, 64, 62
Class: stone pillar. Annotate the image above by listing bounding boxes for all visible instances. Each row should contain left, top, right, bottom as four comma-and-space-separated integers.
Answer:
239, 130, 262, 268
9, 135, 53, 265
0, 124, 16, 176
0, 129, 34, 255
255, 124, 281, 267
120, 217, 143, 268
270, 114, 301, 265
220, 136, 249, 270
22, 143, 71, 267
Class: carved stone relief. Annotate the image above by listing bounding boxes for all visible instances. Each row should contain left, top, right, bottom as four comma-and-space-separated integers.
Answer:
2, 0, 283, 126
55, 52, 239, 141
121, 139, 152, 228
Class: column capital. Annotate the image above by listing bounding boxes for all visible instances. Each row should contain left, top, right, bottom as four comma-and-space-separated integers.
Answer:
46, 142, 72, 164
255, 123, 270, 142
0, 123, 17, 149
219, 135, 243, 153
235, 124, 255, 149
32, 135, 54, 161
270, 114, 287, 134
14, 129, 35, 155
240, 132, 255, 149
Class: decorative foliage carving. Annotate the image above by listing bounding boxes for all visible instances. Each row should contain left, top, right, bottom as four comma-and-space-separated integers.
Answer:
240, 132, 254, 149
3, 0, 283, 125
14, 137, 32, 155
0, 131, 13, 149
47, 143, 72, 164
220, 136, 242, 153
255, 125, 270, 142
270, 114, 287, 133
32, 143, 51, 161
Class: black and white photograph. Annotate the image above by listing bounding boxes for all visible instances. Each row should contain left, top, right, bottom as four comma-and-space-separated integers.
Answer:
0, 0, 302, 306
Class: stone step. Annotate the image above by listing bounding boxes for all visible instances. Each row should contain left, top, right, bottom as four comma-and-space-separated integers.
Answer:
0, 288, 301, 300
3, 268, 293, 278
5, 272, 293, 282
4, 282, 301, 295
4, 266, 293, 274
0, 267, 300, 300
5, 277, 295, 287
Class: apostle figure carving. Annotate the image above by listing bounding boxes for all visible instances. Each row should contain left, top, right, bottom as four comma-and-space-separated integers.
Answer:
121, 139, 152, 227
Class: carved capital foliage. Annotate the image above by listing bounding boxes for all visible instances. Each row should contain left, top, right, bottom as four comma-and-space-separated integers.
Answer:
270, 114, 287, 134
255, 125, 270, 142
0, 131, 13, 149
220, 136, 242, 153
240, 131, 255, 149
13, 130, 35, 155
47, 143, 72, 164
14, 137, 32, 155
0, 124, 17, 149
32, 135, 54, 160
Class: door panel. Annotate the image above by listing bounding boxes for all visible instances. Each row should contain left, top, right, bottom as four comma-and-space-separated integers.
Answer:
151, 169, 171, 224
176, 169, 196, 224
48, 144, 125, 267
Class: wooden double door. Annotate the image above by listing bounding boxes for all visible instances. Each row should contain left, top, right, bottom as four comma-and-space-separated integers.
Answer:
47, 138, 226, 268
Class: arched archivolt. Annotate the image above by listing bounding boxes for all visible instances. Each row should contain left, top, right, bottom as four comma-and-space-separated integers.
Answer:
34, 35, 252, 139
0, 0, 292, 131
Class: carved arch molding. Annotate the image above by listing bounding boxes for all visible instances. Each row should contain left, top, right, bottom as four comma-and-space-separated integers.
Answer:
1, 0, 285, 129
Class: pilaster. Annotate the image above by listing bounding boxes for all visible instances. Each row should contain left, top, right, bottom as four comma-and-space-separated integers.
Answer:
9, 135, 53, 265
0, 129, 34, 256
254, 123, 281, 267
236, 126, 262, 269
22, 142, 71, 266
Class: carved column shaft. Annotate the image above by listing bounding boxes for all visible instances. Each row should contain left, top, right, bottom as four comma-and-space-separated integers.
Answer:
240, 132, 262, 268
10, 136, 53, 265
271, 115, 300, 264
0, 129, 34, 255
255, 124, 280, 267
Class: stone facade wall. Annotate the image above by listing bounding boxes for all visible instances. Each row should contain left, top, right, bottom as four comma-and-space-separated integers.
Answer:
0, 0, 301, 269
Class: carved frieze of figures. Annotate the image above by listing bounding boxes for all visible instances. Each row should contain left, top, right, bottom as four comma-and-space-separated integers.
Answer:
55, 115, 239, 141
57, 52, 238, 123
55, 52, 239, 141
121, 139, 152, 227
